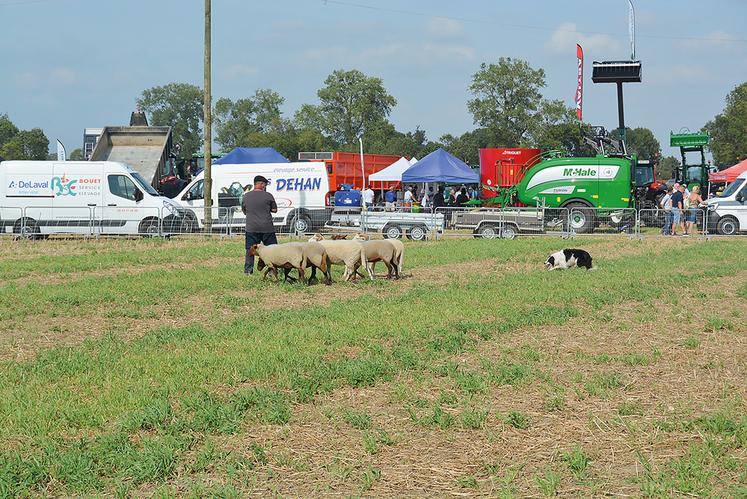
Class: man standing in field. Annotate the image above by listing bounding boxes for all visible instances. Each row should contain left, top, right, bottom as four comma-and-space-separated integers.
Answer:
670, 183, 684, 236
241, 175, 277, 274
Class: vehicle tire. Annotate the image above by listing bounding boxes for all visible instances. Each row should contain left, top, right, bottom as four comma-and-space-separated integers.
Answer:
182, 212, 199, 233
383, 224, 403, 239
290, 213, 312, 235
407, 224, 428, 241
138, 217, 161, 237
566, 203, 595, 234
717, 216, 739, 236
477, 224, 499, 239
608, 210, 635, 231
13, 217, 40, 240
501, 224, 518, 240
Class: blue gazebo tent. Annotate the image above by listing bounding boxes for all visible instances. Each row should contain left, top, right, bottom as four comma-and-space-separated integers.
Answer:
401, 148, 478, 184
213, 147, 289, 165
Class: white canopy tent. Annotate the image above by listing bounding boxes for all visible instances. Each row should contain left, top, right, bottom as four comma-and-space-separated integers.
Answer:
369, 157, 417, 183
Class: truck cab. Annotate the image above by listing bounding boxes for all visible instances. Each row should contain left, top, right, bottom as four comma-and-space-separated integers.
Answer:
706, 171, 747, 235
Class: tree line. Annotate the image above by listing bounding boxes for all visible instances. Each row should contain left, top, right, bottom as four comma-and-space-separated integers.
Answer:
1, 59, 745, 172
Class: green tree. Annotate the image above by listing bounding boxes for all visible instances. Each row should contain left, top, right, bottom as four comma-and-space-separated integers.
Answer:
705, 82, 747, 165
611, 127, 661, 159
467, 58, 553, 146
0, 114, 19, 149
0, 128, 49, 160
137, 83, 203, 157
295, 69, 397, 146
69, 148, 84, 160
657, 155, 680, 181
214, 89, 284, 151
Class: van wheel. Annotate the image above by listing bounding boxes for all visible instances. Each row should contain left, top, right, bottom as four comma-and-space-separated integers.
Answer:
291, 214, 312, 234
139, 217, 161, 237
383, 224, 403, 239
407, 224, 428, 241
717, 216, 739, 236
14, 218, 40, 240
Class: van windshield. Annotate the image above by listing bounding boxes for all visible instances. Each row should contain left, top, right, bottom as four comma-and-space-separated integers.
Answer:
721, 178, 744, 198
131, 172, 160, 196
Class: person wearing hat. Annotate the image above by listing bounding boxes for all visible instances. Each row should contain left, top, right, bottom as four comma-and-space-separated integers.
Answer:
241, 175, 278, 274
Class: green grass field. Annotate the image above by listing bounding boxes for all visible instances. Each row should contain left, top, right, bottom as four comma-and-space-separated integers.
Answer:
0, 235, 745, 497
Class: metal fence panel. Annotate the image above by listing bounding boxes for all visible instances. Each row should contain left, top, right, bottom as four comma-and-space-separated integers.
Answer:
93, 206, 163, 236
568, 207, 637, 236
0, 206, 24, 238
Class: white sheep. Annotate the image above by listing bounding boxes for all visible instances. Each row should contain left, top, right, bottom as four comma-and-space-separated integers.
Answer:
304, 241, 332, 285
250, 242, 307, 283
356, 239, 399, 280
353, 234, 404, 275
308, 233, 368, 281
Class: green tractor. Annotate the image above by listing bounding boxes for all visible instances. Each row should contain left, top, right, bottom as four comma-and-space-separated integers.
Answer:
507, 126, 666, 233
670, 130, 710, 193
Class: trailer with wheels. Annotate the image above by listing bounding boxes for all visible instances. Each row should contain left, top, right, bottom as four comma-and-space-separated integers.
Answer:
449, 209, 549, 239
325, 210, 444, 241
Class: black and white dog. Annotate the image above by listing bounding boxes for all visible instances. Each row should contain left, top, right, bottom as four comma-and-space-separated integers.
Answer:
545, 249, 593, 270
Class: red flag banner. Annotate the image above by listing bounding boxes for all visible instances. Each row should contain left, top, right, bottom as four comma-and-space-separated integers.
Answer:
575, 44, 584, 121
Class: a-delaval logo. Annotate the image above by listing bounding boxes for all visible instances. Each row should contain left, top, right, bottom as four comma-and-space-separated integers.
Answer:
51, 174, 77, 196
8, 181, 15, 188
274, 177, 322, 191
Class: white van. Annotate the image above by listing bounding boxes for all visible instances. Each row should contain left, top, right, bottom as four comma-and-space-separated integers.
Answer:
0, 160, 185, 237
175, 162, 330, 233
706, 171, 747, 235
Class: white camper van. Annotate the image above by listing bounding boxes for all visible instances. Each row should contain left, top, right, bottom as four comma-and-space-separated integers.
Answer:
0, 160, 185, 237
175, 162, 330, 233
706, 170, 747, 235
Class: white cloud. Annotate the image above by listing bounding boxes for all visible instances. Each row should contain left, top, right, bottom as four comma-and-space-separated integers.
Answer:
49, 67, 77, 84
427, 17, 463, 38
646, 64, 712, 85
546, 22, 621, 55
223, 64, 259, 80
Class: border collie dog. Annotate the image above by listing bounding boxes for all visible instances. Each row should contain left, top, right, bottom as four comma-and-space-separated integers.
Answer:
545, 249, 593, 270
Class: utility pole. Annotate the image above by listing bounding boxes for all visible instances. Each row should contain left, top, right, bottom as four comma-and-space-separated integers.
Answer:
203, 0, 212, 232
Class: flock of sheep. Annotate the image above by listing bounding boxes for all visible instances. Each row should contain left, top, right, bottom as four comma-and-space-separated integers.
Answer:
248, 233, 405, 285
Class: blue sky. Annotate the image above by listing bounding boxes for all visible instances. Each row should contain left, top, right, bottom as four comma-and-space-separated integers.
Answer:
2, 0, 746, 159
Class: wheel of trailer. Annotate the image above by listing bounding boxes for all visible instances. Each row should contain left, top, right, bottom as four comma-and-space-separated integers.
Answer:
407, 224, 428, 241
13, 217, 40, 240
717, 216, 739, 236
567, 203, 595, 234
477, 224, 499, 239
139, 217, 161, 237
501, 224, 518, 240
383, 224, 403, 239
290, 213, 312, 234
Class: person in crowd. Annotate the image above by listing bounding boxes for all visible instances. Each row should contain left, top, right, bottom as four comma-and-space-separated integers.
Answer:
432, 186, 445, 211
420, 189, 429, 212
241, 175, 277, 274
448, 188, 457, 205
660, 186, 673, 236
403, 186, 414, 211
670, 182, 684, 236
684, 185, 705, 236
384, 185, 397, 212
363, 185, 375, 209
456, 187, 469, 206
